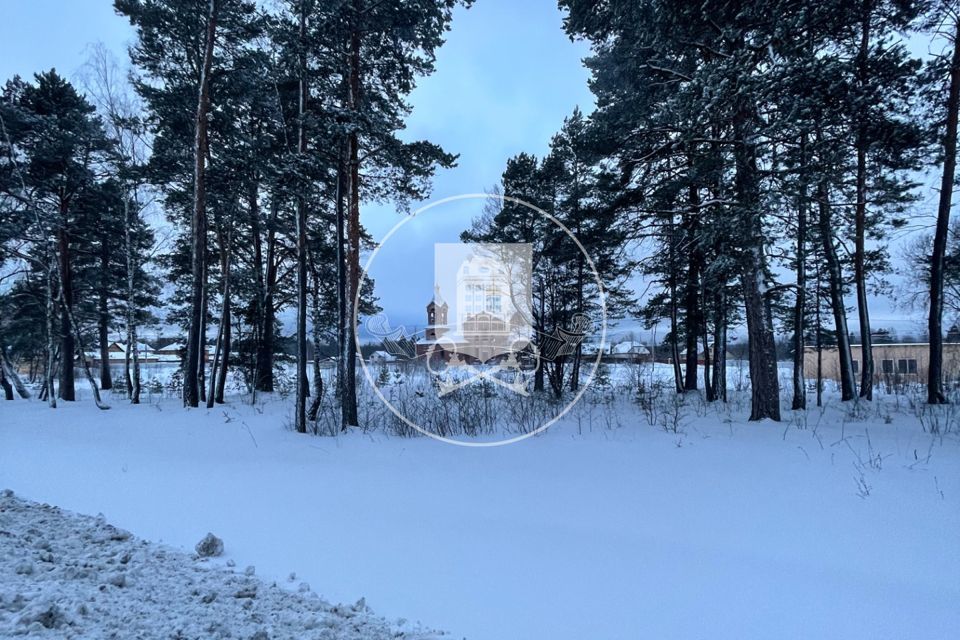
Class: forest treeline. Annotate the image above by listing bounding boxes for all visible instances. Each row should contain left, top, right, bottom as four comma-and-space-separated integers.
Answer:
1, 0, 959, 426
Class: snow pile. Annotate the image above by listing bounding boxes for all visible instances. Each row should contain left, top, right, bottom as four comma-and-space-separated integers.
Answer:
0, 491, 442, 639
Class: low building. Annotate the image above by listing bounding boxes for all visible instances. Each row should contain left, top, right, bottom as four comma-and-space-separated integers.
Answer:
368, 350, 397, 364
677, 343, 732, 366
153, 342, 186, 363
86, 341, 156, 364
803, 343, 960, 384
85, 341, 207, 366
605, 340, 651, 363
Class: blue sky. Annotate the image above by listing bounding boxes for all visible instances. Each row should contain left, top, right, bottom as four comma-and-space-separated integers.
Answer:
362, 0, 595, 332
0, 0, 938, 341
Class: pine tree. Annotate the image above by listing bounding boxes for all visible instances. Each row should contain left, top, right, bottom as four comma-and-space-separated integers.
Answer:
924, 1, 960, 404
0, 70, 113, 407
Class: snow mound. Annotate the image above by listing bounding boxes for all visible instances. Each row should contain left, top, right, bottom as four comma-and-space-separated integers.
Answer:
0, 492, 444, 639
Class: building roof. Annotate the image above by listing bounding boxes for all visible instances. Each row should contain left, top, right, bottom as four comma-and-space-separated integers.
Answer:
612, 340, 650, 355
428, 284, 447, 308
107, 341, 152, 353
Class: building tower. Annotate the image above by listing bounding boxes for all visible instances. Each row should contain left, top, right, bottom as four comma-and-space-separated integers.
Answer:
425, 284, 448, 341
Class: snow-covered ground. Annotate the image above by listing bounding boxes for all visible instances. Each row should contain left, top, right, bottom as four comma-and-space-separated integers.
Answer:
0, 491, 441, 639
1, 371, 959, 639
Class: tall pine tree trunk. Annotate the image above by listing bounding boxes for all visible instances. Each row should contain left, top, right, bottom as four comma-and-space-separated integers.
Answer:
928, 13, 960, 405
569, 236, 584, 392
733, 104, 780, 422
57, 223, 75, 401
816, 172, 857, 400
854, 5, 875, 401
208, 225, 231, 408
792, 134, 809, 411
198, 264, 208, 403
98, 237, 113, 390
124, 195, 141, 404
249, 182, 267, 396
184, 0, 218, 408
255, 198, 278, 393
45, 252, 58, 409
307, 260, 324, 424
682, 180, 702, 392
294, 0, 310, 434
702, 315, 713, 401
335, 145, 348, 405
711, 289, 727, 403
815, 260, 824, 407
215, 295, 230, 403
341, 0, 363, 429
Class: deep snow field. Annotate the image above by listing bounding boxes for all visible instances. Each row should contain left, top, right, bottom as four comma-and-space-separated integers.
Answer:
1, 368, 959, 639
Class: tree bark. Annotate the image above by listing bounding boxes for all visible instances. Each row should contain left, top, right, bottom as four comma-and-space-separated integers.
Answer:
854, 3, 875, 400
335, 144, 348, 405
45, 253, 58, 409
98, 234, 113, 390
255, 198, 278, 393
702, 315, 713, 401
792, 134, 809, 411
711, 289, 727, 402
816, 162, 857, 401
123, 194, 141, 404
208, 224, 231, 408
215, 278, 231, 404
682, 180, 702, 392
929, 13, 960, 404
733, 103, 780, 421
307, 260, 325, 424
294, 0, 310, 434
341, 0, 363, 429
184, 0, 218, 408
57, 223, 75, 401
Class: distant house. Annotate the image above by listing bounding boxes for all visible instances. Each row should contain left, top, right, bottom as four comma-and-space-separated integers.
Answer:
677, 343, 732, 366
368, 350, 397, 364
86, 341, 155, 364
154, 342, 185, 363
803, 343, 960, 384
606, 340, 650, 363
85, 340, 207, 366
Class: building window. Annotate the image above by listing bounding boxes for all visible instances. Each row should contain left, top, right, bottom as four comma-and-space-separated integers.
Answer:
897, 359, 908, 374
908, 359, 918, 374
882, 359, 894, 374
852, 360, 859, 374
